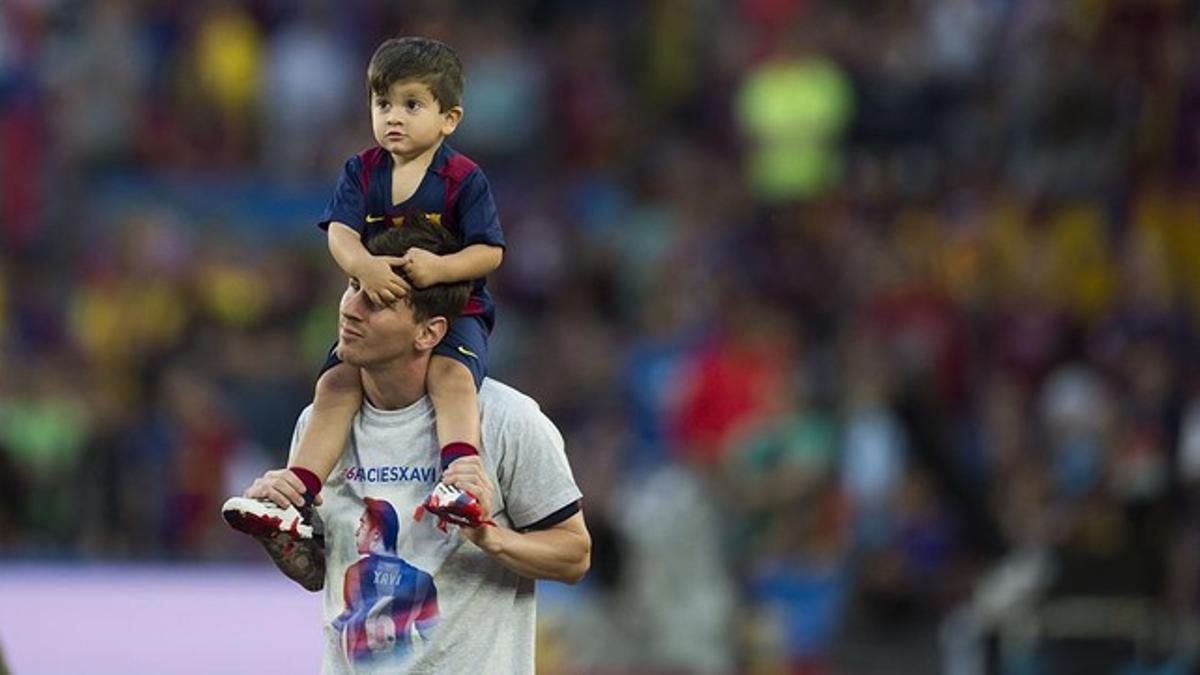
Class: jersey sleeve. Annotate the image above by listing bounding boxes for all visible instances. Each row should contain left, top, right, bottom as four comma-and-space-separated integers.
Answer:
454, 169, 506, 249
318, 156, 368, 234
491, 399, 582, 530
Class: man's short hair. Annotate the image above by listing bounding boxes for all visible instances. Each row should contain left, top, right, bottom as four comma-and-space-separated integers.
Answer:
367, 37, 464, 111
366, 215, 471, 322
363, 498, 399, 553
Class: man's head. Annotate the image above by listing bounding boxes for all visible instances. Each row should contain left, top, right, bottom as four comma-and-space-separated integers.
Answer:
336, 214, 471, 369
367, 37, 464, 158
356, 498, 400, 554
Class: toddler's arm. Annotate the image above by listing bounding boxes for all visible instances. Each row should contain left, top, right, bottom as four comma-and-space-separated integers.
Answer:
328, 221, 411, 305
401, 243, 503, 288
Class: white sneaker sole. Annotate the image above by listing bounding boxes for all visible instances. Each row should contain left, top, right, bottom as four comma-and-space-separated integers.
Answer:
222, 497, 314, 540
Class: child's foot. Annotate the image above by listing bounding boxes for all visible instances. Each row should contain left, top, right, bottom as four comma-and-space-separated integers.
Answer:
222, 496, 315, 540
413, 483, 492, 531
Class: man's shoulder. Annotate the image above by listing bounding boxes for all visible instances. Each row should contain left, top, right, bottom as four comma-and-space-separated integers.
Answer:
478, 379, 560, 440
478, 378, 540, 415
296, 403, 315, 426
479, 379, 570, 482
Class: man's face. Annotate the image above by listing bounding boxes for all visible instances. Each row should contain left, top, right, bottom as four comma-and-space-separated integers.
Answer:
336, 278, 423, 367
355, 513, 375, 554
370, 80, 461, 160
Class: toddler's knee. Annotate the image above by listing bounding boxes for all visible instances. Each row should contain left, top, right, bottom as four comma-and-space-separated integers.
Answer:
430, 357, 475, 393
316, 363, 362, 399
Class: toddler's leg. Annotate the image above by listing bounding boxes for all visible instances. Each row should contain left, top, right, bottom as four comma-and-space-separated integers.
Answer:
222, 362, 362, 540
428, 354, 482, 470
289, 361, 364, 505
414, 355, 489, 529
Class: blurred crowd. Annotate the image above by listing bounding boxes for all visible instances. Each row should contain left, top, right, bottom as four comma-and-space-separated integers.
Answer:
4, 0, 1200, 672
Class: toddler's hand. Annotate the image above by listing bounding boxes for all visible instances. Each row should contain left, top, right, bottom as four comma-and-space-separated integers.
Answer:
400, 248, 443, 288
357, 255, 411, 306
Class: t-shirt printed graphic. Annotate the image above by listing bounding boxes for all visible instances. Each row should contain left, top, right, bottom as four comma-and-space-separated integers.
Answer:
332, 499, 440, 665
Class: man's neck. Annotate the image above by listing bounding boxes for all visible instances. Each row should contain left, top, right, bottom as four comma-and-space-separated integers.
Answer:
360, 357, 430, 410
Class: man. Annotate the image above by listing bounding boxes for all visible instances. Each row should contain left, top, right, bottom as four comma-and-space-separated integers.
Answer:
232, 220, 590, 673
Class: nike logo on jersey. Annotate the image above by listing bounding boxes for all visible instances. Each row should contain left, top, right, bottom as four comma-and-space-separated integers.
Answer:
366, 213, 442, 226
457, 345, 478, 360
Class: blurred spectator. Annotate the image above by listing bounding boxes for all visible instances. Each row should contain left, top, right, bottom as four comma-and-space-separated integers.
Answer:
454, 10, 546, 161
0, 0, 45, 250
41, 0, 148, 170
260, 2, 356, 176
672, 307, 797, 466
735, 31, 853, 201
187, 0, 263, 165
611, 465, 736, 672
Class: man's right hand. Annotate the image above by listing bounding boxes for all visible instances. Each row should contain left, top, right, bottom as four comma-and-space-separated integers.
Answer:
245, 468, 324, 509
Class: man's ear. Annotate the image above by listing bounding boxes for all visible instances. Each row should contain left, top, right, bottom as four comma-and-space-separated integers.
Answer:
441, 106, 463, 136
415, 316, 449, 352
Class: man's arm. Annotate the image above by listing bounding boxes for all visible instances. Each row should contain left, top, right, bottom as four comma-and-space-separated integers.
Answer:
469, 512, 591, 584
243, 461, 326, 591
442, 456, 591, 584
259, 529, 326, 592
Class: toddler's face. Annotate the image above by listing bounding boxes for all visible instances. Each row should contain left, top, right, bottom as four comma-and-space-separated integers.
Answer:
371, 80, 461, 159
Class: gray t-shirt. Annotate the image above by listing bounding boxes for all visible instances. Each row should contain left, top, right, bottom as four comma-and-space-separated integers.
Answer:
287, 378, 583, 674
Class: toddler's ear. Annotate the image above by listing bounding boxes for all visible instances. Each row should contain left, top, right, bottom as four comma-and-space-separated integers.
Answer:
441, 106, 464, 135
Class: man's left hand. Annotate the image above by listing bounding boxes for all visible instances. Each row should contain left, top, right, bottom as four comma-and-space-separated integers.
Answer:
441, 456, 497, 546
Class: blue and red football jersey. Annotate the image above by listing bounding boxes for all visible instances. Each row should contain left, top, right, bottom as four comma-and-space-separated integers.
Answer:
318, 143, 504, 319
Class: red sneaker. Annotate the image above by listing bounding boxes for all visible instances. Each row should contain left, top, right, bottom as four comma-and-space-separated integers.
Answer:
413, 483, 494, 531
